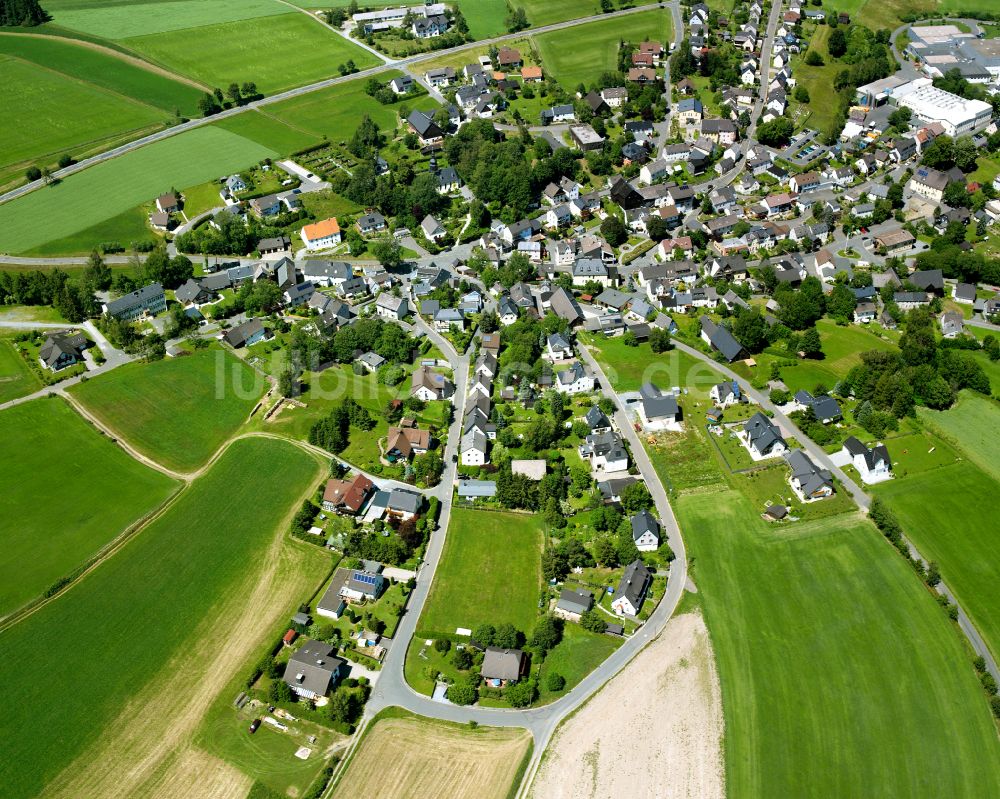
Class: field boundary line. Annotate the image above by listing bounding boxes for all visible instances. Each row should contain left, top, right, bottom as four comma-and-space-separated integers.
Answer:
0, 31, 211, 91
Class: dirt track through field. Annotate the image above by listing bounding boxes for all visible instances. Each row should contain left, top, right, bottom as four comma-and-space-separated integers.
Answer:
332, 717, 532, 799
530, 611, 724, 799
42, 495, 323, 799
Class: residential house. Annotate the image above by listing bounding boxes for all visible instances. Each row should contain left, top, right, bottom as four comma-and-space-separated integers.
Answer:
357, 351, 385, 373
940, 310, 965, 338
907, 166, 949, 203
569, 124, 605, 151
637, 382, 681, 431
461, 428, 488, 466
384, 425, 431, 461
421, 214, 446, 243
700, 316, 746, 362
894, 291, 930, 310
282, 640, 344, 700
555, 361, 595, 394
795, 390, 842, 423
356, 212, 387, 235
545, 332, 573, 361
407, 110, 444, 146
481, 647, 528, 685
611, 559, 652, 616
38, 330, 87, 371
554, 589, 594, 622
102, 282, 166, 321
375, 293, 408, 320
321, 473, 375, 514
223, 318, 270, 348
340, 563, 387, 602
457, 479, 497, 500
709, 380, 741, 407
601, 86, 628, 107
411, 365, 455, 401
301, 217, 342, 251
842, 436, 892, 484
875, 229, 915, 253
630, 510, 661, 552
785, 449, 834, 501
853, 301, 877, 324
579, 430, 629, 472
741, 412, 788, 458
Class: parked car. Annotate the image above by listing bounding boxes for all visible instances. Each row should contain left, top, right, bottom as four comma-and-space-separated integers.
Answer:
249, 718, 261, 734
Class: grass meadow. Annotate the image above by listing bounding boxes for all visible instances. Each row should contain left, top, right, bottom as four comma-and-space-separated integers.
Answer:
0, 336, 41, 403
46, 0, 291, 39
582, 332, 721, 396
677, 490, 1000, 797
534, 8, 673, 88
417, 508, 544, 637
0, 397, 177, 616
0, 126, 277, 254
918, 392, 1000, 483
0, 437, 320, 799
69, 349, 264, 472
268, 72, 439, 141
0, 54, 163, 183
0, 34, 203, 114
123, 13, 378, 95
536, 622, 620, 703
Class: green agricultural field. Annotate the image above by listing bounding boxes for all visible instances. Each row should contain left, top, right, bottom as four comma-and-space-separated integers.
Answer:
27, 206, 155, 256
0, 34, 203, 114
69, 348, 265, 472
417, 508, 543, 637
534, 8, 672, 88
0, 437, 321, 799
0, 125, 277, 255
48, 0, 291, 40
877, 462, 1000, 666
0, 337, 40, 403
124, 13, 378, 95
676, 489, 1000, 797
919, 392, 1000, 482
0, 54, 163, 182
268, 73, 439, 141
0, 397, 177, 616
212, 111, 321, 155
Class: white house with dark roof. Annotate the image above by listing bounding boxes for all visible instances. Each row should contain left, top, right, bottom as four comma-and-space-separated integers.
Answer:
375, 293, 408, 320
555, 361, 595, 394
579, 430, 629, 472
611, 559, 652, 616
282, 639, 345, 700
630, 510, 661, 551
637, 382, 681, 431
841, 436, 892, 484
740, 412, 787, 459
785, 449, 834, 501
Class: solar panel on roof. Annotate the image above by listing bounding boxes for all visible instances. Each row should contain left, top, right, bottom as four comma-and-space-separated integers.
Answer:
353, 572, 378, 586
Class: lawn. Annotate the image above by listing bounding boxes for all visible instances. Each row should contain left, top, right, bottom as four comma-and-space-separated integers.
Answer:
776, 359, 840, 393
0, 54, 163, 181
0, 125, 278, 255
124, 13, 378, 95
416, 508, 544, 637
876, 462, 1000, 667
536, 622, 620, 703
48, 0, 291, 39
0, 336, 41, 403
676, 489, 1000, 797
583, 334, 721, 396
918, 392, 1000, 482
0, 437, 322, 799
69, 348, 265, 472
533, 8, 672, 88
0, 397, 177, 616
268, 72, 439, 142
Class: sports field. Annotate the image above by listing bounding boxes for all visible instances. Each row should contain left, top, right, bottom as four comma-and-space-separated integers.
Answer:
0, 397, 177, 616
0, 337, 41, 403
0, 126, 277, 254
676, 490, 1000, 796
0, 54, 163, 181
417, 508, 543, 637
268, 72, 440, 141
331, 710, 532, 799
69, 349, 264, 472
534, 8, 672, 88
124, 13, 378, 95
0, 437, 322, 799
48, 0, 291, 40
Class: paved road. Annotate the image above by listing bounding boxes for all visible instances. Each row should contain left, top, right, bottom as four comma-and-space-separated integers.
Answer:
0, 4, 671, 209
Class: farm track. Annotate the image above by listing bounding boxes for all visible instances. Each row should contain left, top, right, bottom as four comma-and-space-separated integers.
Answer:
41, 457, 325, 799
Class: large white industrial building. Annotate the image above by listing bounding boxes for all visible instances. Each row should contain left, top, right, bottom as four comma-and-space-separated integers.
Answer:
888, 78, 993, 138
